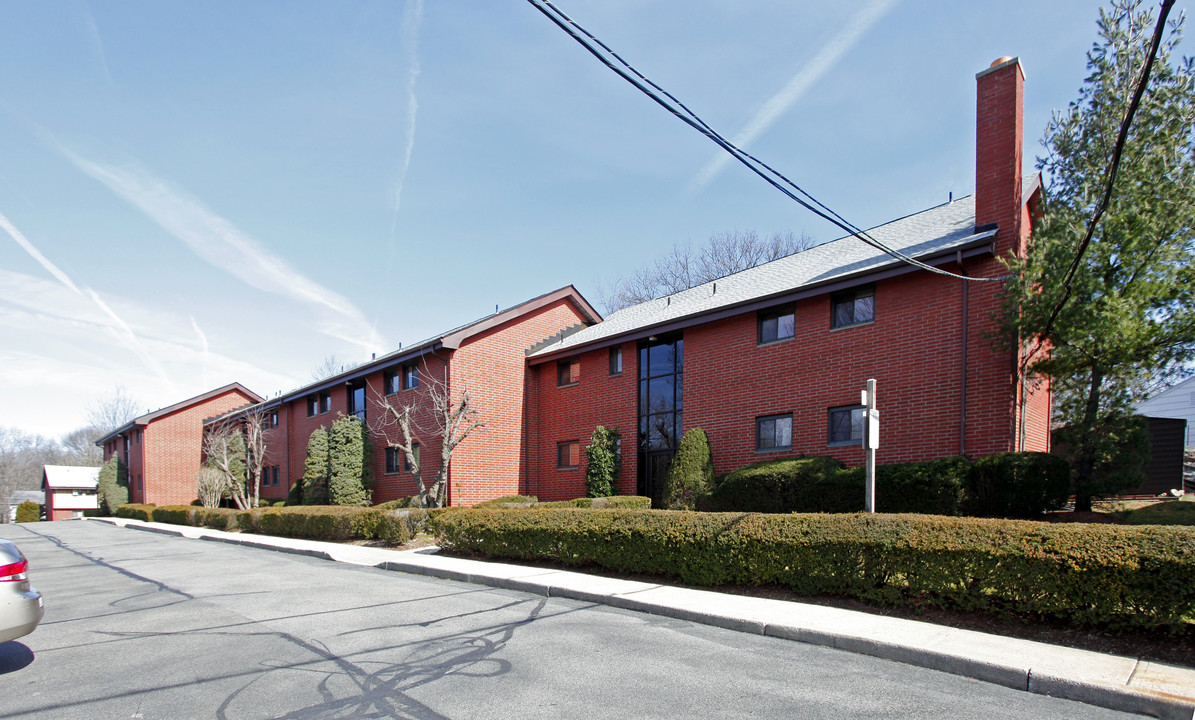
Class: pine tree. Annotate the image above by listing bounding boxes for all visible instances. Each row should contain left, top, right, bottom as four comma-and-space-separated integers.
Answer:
96, 456, 129, 515
1003, 0, 1195, 511
302, 427, 330, 505
327, 414, 373, 506
584, 425, 620, 497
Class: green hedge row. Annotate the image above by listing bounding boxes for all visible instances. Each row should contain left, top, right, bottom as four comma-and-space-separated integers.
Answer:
699, 453, 1069, 518
473, 495, 652, 510
114, 503, 430, 544
430, 508, 1195, 630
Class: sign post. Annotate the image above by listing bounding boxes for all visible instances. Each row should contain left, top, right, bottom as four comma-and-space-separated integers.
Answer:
862, 379, 879, 513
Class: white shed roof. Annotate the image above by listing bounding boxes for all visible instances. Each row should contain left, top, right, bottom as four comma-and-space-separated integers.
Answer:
42, 465, 100, 490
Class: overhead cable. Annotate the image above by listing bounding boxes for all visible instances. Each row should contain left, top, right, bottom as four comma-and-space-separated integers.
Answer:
526, 0, 1000, 282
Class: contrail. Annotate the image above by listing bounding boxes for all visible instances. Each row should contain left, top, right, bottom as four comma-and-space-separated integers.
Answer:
0, 208, 174, 386
387, 0, 425, 257
688, 0, 897, 192
56, 144, 383, 353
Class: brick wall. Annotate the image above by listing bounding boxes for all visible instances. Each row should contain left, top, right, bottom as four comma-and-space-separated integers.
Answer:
450, 298, 592, 506
141, 388, 259, 506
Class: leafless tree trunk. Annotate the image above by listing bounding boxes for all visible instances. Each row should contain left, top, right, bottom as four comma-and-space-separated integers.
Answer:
241, 409, 274, 509
371, 365, 485, 508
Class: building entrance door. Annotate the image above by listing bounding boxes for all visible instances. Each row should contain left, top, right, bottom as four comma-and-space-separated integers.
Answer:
642, 451, 673, 509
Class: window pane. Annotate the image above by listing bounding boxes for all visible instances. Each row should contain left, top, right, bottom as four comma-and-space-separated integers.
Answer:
760, 316, 777, 344
639, 347, 649, 379
645, 415, 675, 450
609, 347, 622, 375
775, 415, 792, 446
757, 418, 775, 449
648, 344, 675, 377
834, 302, 854, 328
647, 376, 675, 413
855, 294, 874, 323
777, 313, 795, 339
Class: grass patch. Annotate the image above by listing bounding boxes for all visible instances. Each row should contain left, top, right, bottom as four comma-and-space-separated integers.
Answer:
1119, 499, 1195, 526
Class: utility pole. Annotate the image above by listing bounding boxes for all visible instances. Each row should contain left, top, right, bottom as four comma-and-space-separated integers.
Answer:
862, 379, 879, 513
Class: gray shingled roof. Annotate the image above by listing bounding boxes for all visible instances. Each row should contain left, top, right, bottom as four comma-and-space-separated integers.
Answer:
529, 177, 1038, 359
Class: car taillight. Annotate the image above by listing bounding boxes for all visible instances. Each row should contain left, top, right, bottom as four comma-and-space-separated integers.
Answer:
0, 559, 28, 582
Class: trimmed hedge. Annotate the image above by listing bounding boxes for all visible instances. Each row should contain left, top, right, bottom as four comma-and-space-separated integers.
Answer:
115, 504, 156, 521
700, 456, 849, 513
430, 508, 1195, 630
538, 496, 651, 510
474, 495, 538, 509
143, 502, 430, 544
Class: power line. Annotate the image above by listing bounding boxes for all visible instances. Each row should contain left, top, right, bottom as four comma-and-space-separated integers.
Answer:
526, 0, 1000, 283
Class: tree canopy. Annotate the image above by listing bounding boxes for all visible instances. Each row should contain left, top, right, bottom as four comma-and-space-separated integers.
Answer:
1004, 0, 1194, 510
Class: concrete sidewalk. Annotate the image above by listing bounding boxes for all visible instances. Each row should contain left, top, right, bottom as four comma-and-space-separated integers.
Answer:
91, 517, 1194, 720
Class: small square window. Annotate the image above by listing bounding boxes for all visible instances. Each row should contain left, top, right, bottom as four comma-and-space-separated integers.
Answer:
557, 358, 580, 387
828, 405, 866, 445
756, 414, 793, 451
831, 286, 875, 329
557, 440, 580, 469
385, 447, 401, 474
758, 305, 796, 344
384, 368, 402, 395
609, 346, 623, 376
403, 364, 419, 390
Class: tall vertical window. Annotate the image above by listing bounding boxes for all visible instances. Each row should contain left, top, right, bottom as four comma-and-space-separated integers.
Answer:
756, 414, 793, 451
347, 381, 366, 422
638, 335, 683, 508
320, 391, 332, 414
403, 364, 419, 390
385, 448, 401, 474
405, 443, 420, 472
266, 411, 279, 428
758, 304, 796, 344
557, 440, 580, 469
557, 358, 580, 387
272, 466, 280, 486
831, 285, 875, 329
609, 346, 623, 376
828, 405, 866, 445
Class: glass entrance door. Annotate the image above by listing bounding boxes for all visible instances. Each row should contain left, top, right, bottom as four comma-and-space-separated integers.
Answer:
637, 334, 683, 507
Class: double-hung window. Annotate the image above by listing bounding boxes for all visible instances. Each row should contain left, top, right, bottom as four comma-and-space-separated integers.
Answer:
385, 448, 401, 474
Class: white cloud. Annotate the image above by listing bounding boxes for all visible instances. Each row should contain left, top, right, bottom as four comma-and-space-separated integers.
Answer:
55, 145, 384, 353
688, 0, 898, 192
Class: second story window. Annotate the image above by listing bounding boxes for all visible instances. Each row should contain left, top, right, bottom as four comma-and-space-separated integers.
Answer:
831, 285, 875, 329
307, 391, 332, 417
557, 358, 580, 387
609, 346, 623, 376
758, 304, 796, 345
384, 368, 401, 395
347, 381, 366, 422
403, 363, 419, 390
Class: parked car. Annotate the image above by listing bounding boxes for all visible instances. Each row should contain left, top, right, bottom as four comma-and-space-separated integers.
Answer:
0, 539, 44, 643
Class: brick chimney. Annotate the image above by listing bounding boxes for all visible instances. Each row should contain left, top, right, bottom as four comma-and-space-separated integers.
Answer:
975, 56, 1025, 256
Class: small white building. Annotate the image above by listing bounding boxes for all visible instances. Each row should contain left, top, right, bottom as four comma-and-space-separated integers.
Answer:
1136, 376, 1195, 447
42, 466, 100, 521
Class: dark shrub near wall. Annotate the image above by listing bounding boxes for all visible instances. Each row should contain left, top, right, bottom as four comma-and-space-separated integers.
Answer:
701, 453, 1060, 518
965, 452, 1070, 518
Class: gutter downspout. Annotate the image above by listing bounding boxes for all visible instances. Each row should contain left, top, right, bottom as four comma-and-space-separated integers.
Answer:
958, 250, 969, 457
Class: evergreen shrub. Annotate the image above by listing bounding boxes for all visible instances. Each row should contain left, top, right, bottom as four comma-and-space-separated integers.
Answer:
15, 501, 40, 523
664, 428, 714, 510
430, 508, 1195, 630
584, 425, 620, 497
966, 452, 1071, 518
115, 504, 156, 521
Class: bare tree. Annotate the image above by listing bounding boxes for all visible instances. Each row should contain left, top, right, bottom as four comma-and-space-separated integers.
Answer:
311, 355, 361, 381
600, 230, 814, 312
0, 427, 65, 522
195, 466, 226, 509
241, 409, 274, 509
201, 420, 250, 510
85, 386, 142, 435
371, 366, 485, 508
60, 426, 104, 466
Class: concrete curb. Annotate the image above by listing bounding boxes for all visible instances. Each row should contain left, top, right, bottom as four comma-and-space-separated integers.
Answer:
92, 517, 1195, 720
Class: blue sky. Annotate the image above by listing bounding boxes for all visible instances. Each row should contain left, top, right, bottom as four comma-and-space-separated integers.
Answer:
0, 1, 1177, 437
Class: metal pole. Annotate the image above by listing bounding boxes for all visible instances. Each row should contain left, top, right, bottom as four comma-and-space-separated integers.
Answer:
864, 378, 877, 513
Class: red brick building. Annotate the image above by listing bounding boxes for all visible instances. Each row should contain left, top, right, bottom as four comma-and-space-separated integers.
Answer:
97, 383, 263, 506
197, 57, 1048, 508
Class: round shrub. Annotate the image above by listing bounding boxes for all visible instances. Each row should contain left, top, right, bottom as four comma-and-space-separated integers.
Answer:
15, 501, 40, 523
